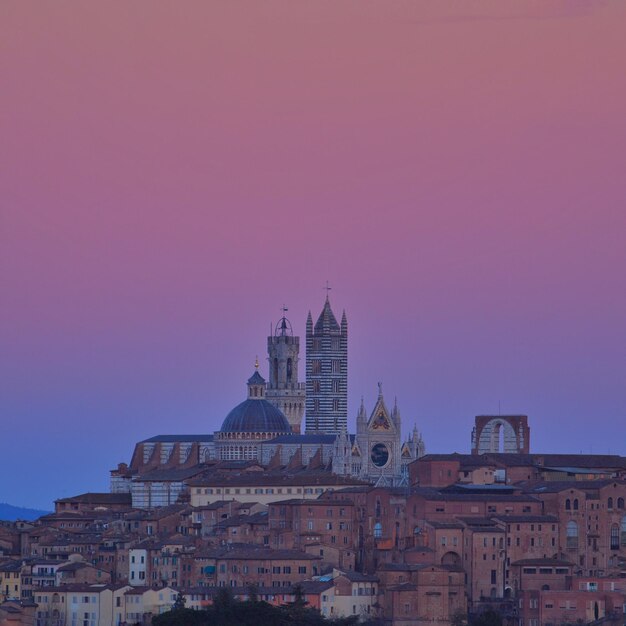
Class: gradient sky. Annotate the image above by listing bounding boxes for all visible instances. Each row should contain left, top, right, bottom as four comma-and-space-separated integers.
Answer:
2, 1, 625, 510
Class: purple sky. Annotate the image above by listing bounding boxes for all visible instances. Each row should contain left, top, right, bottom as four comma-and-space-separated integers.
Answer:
1, 0, 625, 509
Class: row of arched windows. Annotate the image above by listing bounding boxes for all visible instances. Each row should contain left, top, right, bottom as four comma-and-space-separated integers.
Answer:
566, 497, 625, 511
566, 517, 626, 549
271, 358, 294, 383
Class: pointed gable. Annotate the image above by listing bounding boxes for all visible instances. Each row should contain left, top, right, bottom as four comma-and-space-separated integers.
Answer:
401, 442, 413, 458
367, 390, 395, 433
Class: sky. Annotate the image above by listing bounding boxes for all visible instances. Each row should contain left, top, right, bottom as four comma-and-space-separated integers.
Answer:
1, 0, 625, 510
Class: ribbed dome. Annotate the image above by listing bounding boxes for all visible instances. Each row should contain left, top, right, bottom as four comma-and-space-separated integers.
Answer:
220, 399, 291, 434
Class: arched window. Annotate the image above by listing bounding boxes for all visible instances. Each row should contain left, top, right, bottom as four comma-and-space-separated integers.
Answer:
573, 498, 579, 510
618, 498, 624, 509
608, 497, 614, 510
286, 358, 293, 382
621, 516, 626, 546
375, 500, 381, 518
273, 358, 278, 383
610, 524, 619, 550
567, 521, 578, 549
565, 499, 571, 510
374, 522, 382, 538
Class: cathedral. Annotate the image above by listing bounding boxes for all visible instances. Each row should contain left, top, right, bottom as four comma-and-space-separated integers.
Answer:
216, 296, 425, 484
112, 295, 426, 501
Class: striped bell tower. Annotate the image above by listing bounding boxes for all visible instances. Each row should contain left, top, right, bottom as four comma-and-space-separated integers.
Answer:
305, 293, 348, 434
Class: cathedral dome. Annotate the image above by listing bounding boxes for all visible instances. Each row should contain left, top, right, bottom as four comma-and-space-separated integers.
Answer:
220, 399, 291, 434
219, 367, 291, 434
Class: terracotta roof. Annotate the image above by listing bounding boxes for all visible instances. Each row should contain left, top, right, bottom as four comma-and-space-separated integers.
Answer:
194, 544, 321, 561
269, 498, 355, 507
140, 435, 214, 443
55, 493, 132, 505
493, 515, 559, 523
426, 521, 464, 529
518, 480, 625, 494
512, 558, 574, 566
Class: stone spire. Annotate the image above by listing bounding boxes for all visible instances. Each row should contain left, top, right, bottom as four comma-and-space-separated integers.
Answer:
392, 396, 401, 431
356, 396, 367, 435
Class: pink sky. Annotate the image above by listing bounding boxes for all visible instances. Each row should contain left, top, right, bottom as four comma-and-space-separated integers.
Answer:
1, 0, 625, 508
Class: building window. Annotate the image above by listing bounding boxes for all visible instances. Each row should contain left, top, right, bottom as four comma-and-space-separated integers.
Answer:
312, 360, 322, 374
611, 524, 620, 550
374, 522, 383, 538
567, 521, 578, 549
332, 360, 341, 373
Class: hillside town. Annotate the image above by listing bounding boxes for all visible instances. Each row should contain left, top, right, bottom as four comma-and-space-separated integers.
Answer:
2, 300, 625, 626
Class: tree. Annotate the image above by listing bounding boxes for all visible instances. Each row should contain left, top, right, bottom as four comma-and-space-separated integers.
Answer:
451, 608, 468, 626
152, 607, 205, 626
471, 609, 503, 626
172, 592, 186, 611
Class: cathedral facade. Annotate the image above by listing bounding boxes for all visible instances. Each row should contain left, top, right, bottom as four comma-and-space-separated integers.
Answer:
331, 385, 425, 486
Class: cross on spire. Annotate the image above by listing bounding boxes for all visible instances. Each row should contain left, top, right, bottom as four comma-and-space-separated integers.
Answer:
323, 281, 332, 299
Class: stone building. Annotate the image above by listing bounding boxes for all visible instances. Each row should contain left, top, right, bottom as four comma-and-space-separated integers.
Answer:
266, 312, 306, 434
471, 415, 530, 455
305, 296, 348, 434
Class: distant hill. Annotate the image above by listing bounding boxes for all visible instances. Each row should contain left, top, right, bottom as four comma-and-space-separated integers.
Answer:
0, 502, 50, 521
